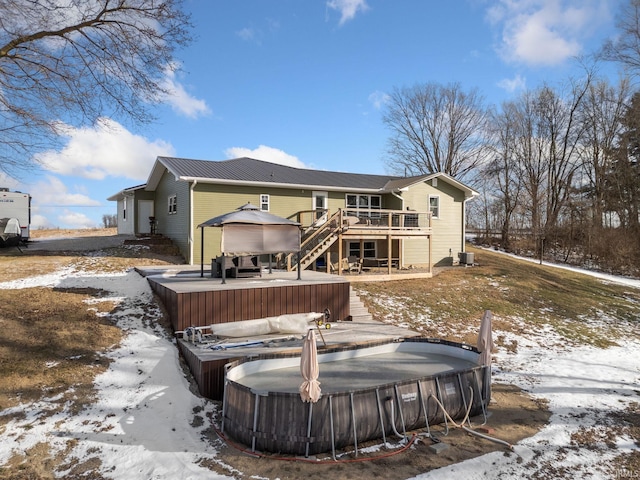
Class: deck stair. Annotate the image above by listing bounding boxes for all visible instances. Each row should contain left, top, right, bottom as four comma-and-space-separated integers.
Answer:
290, 210, 342, 271
348, 287, 374, 323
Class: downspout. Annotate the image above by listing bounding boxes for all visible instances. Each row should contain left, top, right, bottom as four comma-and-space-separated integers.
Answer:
189, 180, 197, 265
390, 189, 405, 267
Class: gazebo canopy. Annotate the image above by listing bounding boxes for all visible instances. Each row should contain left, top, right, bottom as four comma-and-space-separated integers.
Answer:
198, 203, 301, 256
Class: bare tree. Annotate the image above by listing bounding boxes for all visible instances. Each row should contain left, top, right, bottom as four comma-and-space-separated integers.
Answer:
538, 76, 592, 233
485, 102, 524, 251
578, 78, 630, 228
602, 0, 640, 76
0, 0, 192, 175
382, 81, 488, 180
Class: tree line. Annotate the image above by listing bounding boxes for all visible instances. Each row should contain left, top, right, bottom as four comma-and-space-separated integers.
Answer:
381, 2, 640, 276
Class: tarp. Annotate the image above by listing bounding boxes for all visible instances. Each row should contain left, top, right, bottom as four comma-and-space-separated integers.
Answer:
0, 218, 21, 247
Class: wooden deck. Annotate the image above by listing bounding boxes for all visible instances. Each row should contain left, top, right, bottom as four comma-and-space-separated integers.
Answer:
136, 264, 422, 400
139, 266, 351, 332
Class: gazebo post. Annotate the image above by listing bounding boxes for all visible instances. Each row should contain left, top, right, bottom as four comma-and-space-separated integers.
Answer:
268, 254, 273, 274
297, 251, 301, 280
200, 227, 204, 278
221, 253, 227, 284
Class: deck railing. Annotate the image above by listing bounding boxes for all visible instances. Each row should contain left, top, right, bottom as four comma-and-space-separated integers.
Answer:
339, 208, 432, 233
285, 208, 432, 271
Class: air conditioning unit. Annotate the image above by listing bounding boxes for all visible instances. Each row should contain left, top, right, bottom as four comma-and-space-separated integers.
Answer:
460, 252, 474, 266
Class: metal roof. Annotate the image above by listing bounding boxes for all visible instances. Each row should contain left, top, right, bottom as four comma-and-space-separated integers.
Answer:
156, 156, 398, 191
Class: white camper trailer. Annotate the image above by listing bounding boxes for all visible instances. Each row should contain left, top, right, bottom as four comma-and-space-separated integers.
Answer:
0, 188, 31, 241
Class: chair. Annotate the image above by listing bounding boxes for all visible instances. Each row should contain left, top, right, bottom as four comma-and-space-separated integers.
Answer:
347, 256, 362, 274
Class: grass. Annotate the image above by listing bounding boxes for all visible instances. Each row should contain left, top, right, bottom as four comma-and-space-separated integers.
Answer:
0, 236, 638, 478
354, 246, 640, 349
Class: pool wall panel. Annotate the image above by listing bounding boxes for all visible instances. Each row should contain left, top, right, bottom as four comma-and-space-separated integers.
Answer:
222, 339, 490, 455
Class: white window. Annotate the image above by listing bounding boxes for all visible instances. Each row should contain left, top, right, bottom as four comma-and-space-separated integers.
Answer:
168, 195, 177, 215
260, 194, 270, 211
429, 195, 440, 219
345, 194, 381, 216
123, 197, 127, 221
348, 241, 376, 258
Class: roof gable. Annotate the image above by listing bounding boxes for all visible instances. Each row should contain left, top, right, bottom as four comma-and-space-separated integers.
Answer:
384, 172, 478, 199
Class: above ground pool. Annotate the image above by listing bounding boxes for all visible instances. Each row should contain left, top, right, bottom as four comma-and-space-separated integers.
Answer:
221, 337, 490, 457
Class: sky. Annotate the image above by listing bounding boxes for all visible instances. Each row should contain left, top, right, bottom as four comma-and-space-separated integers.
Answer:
0, 0, 628, 229
0, 245, 638, 478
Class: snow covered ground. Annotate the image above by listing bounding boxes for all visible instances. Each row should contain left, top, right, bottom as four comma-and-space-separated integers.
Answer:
0, 254, 638, 479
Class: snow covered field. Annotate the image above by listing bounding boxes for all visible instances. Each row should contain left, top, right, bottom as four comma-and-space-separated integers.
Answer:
0, 254, 638, 479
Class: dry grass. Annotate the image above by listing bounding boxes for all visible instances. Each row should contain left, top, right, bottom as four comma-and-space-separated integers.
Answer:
0, 232, 183, 414
1, 236, 638, 478
30, 227, 118, 239
355, 246, 640, 350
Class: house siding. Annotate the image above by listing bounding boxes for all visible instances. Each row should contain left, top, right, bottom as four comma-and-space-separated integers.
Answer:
154, 169, 191, 261
192, 184, 324, 265
191, 187, 410, 265
400, 179, 465, 266
115, 196, 134, 235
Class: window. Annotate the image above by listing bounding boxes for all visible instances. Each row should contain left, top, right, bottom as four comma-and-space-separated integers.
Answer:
168, 195, 177, 215
345, 194, 381, 216
123, 197, 127, 221
429, 195, 440, 219
348, 241, 376, 258
260, 194, 270, 211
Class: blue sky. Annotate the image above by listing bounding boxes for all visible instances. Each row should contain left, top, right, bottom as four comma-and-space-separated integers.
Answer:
2, 0, 626, 229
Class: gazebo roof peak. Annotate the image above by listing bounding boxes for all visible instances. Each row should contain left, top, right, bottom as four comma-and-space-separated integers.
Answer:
238, 202, 259, 211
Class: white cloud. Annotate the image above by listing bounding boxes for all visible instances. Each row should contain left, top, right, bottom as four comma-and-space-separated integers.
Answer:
32, 176, 101, 207
497, 73, 527, 93
56, 210, 99, 229
0, 173, 19, 190
488, 0, 612, 66
368, 90, 390, 109
28, 176, 103, 229
224, 145, 307, 168
36, 118, 175, 181
327, 0, 369, 25
236, 27, 256, 42
160, 67, 211, 118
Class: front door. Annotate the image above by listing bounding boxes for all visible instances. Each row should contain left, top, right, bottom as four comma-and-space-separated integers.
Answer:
311, 191, 328, 224
137, 200, 154, 234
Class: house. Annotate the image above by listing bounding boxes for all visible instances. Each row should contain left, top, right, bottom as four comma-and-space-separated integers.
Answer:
108, 156, 478, 270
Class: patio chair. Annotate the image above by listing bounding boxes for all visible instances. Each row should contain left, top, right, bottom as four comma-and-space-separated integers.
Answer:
347, 256, 362, 274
